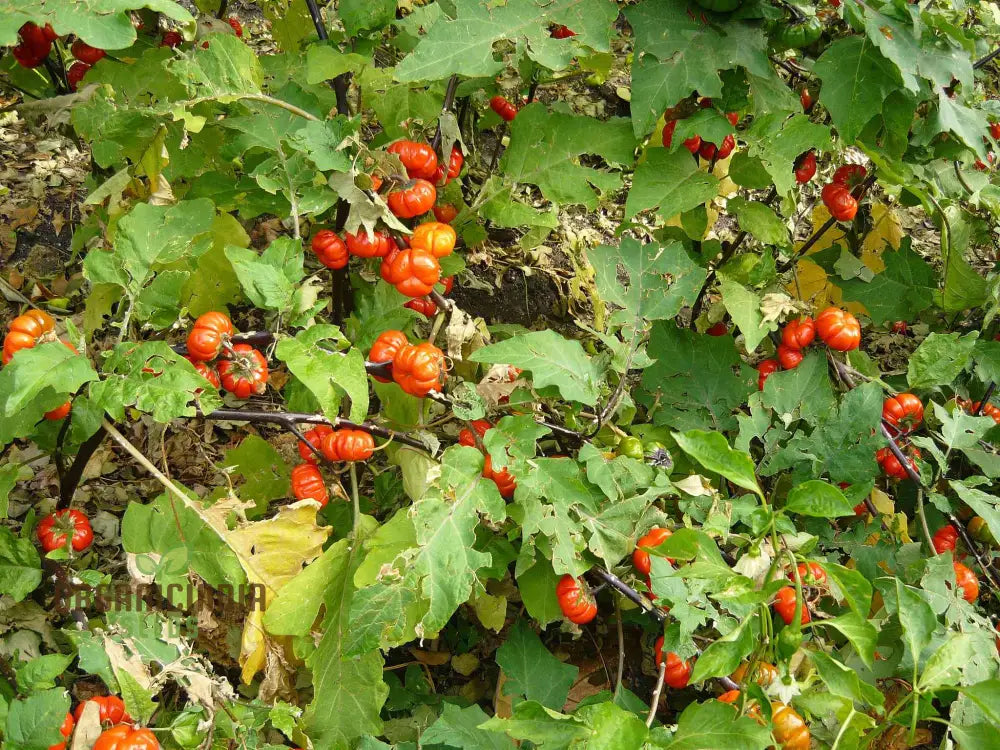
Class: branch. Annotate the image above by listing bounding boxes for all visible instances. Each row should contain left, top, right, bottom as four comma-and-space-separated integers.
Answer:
974, 47, 1000, 70
973, 382, 996, 416
58, 424, 109, 508
200, 407, 430, 452
691, 186, 778, 324
590, 567, 666, 622
302, 0, 351, 116
777, 174, 877, 274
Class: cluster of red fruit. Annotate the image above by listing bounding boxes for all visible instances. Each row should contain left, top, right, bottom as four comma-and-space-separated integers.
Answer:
757, 307, 861, 390
772, 561, 826, 626
457, 420, 517, 497
66, 40, 106, 90
820, 164, 867, 222
956, 396, 1000, 425
554, 528, 668, 626
287, 424, 377, 507
184, 312, 268, 399
3, 309, 75, 420
661, 99, 739, 162
929, 526, 980, 603
368, 330, 447, 398
10, 21, 58, 68
10, 22, 109, 91
312, 220, 455, 306
47, 695, 159, 750
876, 393, 924, 479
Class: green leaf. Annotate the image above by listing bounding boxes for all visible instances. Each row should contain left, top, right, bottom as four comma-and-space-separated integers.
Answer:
406, 447, 506, 631
338, 0, 395, 36
82, 200, 214, 302
638, 323, 752, 433
226, 237, 304, 312
344, 583, 418, 656
513, 457, 604, 576
660, 699, 771, 750
888, 579, 936, 667
690, 623, 752, 683
728, 197, 788, 247
837, 240, 936, 325
170, 33, 263, 98
500, 105, 636, 209
349, 448, 506, 644
743, 113, 832, 196
305, 45, 372, 85
0, 341, 97, 418
117, 670, 157, 725
718, 276, 774, 354
811, 651, 884, 708
15, 654, 72, 694
672, 430, 762, 498
4, 689, 70, 750
624, 0, 779, 137
588, 237, 707, 327
0, 462, 19, 520
275, 325, 369, 424
88, 342, 222, 424
470, 331, 602, 405
218, 436, 290, 516
949, 482, 1000, 555
764, 381, 882, 485
395, 0, 618, 81
496, 620, 578, 711
818, 612, 878, 669
515, 558, 562, 627
572, 702, 648, 750
0, 343, 99, 444
0, 1, 194, 48
625, 149, 719, 221
918, 633, 973, 692
907, 332, 977, 389
951, 723, 1000, 750
481, 702, 589, 748
935, 403, 995, 452
304, 528, 388, 748
761, 352, 837, 426
286, 118, 355, 173
823, 563, 873, 620
480, 185, 560, 230
421, 704, 516, 750
264, 539, 352, 636
784, 480, 855, 518
960, 680, 1000, 726
814, 36, 901, 143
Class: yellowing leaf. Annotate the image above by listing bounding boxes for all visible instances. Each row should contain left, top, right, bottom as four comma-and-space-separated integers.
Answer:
202, 496, 331, 683
789, 202, 901, 313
